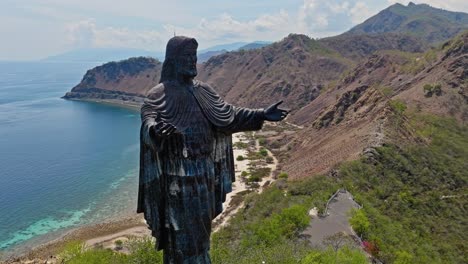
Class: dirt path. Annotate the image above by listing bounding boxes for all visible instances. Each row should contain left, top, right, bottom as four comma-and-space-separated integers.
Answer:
84, 226, 150, 251
213, 132, 278, 231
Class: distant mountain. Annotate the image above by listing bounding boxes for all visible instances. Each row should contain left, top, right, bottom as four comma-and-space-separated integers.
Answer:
347, 2, 468, 44
238, 41, 271, 51
197, 41, 272, 63
198, 50, 228, 63
42, 48, 164, 63
198, 42, 249, 53
44, 41, 270, 64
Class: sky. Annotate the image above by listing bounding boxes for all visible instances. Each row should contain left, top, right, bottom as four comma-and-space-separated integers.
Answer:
1, 0, 467, 60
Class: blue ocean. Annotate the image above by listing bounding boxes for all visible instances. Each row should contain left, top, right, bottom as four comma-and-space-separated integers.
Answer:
0, 61, 141, 254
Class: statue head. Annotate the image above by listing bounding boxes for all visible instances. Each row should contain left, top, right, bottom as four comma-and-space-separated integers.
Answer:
160, 36, 198, 83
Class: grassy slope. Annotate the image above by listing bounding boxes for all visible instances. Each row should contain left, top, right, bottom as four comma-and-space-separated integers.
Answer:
56, 112, 467, 263
339, 113, 468, 263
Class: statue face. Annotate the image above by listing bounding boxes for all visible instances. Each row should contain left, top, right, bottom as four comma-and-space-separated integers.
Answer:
175, 48, 197, 78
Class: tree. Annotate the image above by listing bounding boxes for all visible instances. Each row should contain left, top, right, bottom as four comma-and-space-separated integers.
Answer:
323, 232, 350, 253
349, 209, 370, 237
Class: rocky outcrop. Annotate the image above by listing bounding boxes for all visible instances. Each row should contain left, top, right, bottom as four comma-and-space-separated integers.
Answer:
63, 57, 162, 104
282, 31, 468, 179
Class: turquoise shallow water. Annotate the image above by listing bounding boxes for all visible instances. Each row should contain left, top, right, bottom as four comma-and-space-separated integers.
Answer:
0, 62, 141, 254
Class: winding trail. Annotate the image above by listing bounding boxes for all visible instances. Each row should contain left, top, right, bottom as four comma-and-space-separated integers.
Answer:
213, 132, 278, 231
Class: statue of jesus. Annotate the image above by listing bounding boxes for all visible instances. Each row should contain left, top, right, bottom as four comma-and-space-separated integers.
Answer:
138, 36, 288, 263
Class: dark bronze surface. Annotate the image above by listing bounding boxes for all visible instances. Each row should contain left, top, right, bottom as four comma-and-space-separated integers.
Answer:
138, 36, 288, 263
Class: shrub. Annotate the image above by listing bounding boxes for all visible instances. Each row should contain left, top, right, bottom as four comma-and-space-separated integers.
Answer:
236, 155, 244, 161
114, 239, 123, 250
423, 84, 433, 97
301, 246, 368, 264
258, 148, 268, 157
278, 172, 289, 179
423, 84, 442, 97
243, 205, 309, 247
126, 237, 163, 263
265, 156, 274, 164
389, 100, 407, 115
258, 137, 266, 146
233, 141, 248, 149
248, 167, 271, 181
248, 174, 262, 182
349, 209, 370, 238
433, 84, 442, 96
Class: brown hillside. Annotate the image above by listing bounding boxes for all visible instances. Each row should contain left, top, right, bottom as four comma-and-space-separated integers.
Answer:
283, 32, 467, 179
197, 34, 351, 112
318, 32, 426, 60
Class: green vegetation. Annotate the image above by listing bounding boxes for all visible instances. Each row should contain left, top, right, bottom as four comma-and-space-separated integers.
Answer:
211, 176, 347, 263
349, 209, 370, 237
278, 172, 289, 179
247, 167, 271, 183
423, 83, 442, 97
236, 155, 245, 161
258, 147, 268, 157
60, 174, 364, 264
233, 141, 248, 149
398, 49, 438, 74
376, 85, 393, 97
59, 113, 466, 263
388, 99, 407, 115
338, 114, 468, 263
301, 246, 368, 264
257, 137, 266, 146
58, 238, 163, 263
265, 156, 274, 164
114, 240, 123, 250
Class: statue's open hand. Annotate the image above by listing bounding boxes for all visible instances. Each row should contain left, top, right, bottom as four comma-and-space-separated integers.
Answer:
264, 100, 289, 122
151, 121, 179, 137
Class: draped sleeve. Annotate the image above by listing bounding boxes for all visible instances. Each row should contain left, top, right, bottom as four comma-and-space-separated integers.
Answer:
193, 82, 265, 134
137, 84, 167, 250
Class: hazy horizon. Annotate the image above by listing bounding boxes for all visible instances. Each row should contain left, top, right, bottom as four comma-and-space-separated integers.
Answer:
1, 0, 467, 61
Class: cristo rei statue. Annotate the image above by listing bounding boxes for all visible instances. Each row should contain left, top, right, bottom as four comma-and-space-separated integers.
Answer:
138, 36, 288, 263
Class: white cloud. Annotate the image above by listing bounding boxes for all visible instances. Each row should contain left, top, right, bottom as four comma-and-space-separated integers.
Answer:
67, 19, 96, 48
66, 19, 165, 50
349, 1, 373, 24
165, 10, 294, 47
2, 0, 468, 60
298, 0, 332, 35
327, 1, 350, 14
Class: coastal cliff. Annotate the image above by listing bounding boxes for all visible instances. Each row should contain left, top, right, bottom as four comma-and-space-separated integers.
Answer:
63, 57, 162, 106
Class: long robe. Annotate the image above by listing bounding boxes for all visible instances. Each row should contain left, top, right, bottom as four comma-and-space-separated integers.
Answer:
138, 80, 264, 263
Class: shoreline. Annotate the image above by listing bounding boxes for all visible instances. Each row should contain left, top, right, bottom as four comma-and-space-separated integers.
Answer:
63, 97, 143, 112
5, 131, 279, 263
4, 214, 147, 263
5, 97, 280, 263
